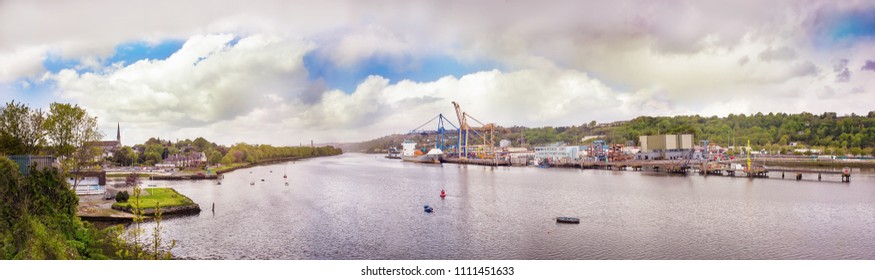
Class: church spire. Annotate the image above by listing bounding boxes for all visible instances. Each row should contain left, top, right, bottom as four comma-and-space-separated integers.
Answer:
116, 123, 120, 143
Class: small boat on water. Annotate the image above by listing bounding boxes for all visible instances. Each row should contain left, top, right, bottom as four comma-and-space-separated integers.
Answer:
424, 205, 434, 213
250, 182, 255, 186
556, 217, 580, 224
217, 181, 222, 185
285, 182, 289, 186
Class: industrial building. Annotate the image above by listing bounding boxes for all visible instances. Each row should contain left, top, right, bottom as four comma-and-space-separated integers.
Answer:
534, 143, 579, 162
638, 134, 694, 160
8, 155, 57, 176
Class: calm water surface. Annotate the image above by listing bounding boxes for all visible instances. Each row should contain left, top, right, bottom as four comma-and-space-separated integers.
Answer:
139, 153, 875, 259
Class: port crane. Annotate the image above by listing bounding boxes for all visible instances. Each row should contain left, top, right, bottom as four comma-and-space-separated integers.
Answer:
408, 113, 459, 151
451, 101, 497, 159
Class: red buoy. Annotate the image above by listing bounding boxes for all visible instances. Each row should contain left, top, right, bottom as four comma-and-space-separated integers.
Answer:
440, 189, 446, 198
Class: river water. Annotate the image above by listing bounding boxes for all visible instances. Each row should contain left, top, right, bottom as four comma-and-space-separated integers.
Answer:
139, 153, 875, 259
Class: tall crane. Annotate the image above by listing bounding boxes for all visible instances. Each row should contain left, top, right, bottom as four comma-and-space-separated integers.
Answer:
451, 101, 496, 159
452, 101, 468, 158
408, 113, 459, 151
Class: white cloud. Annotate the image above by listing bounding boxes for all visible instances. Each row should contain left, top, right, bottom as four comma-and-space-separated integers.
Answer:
0, 46, 46, 82
52, 34, 313, 128
4, 0, 875, 145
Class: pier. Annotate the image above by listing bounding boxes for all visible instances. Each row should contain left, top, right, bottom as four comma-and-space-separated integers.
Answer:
441, 157, 510, 166
550, 159, 851, 182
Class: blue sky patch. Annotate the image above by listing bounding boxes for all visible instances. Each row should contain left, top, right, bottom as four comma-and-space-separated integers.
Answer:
107, 40, 184, 66
303, 52, 497, 93
831, 10, 875, 40
42, 39, 185, 73
1, 78, 66, 110
814, 8, 875, 49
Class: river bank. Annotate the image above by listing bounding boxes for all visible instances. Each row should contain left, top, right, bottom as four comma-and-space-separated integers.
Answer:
103, 154, 339, 181
213, 155, 332, 174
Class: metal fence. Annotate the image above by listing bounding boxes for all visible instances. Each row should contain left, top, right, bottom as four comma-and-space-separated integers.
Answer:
8, 155, 58, 176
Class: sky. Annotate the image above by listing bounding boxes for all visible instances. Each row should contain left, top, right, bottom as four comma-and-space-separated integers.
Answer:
1, 0, 874, 146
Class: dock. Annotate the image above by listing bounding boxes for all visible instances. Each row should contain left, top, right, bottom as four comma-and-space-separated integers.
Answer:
441, 157, 511, 166
551, 159, 851, 182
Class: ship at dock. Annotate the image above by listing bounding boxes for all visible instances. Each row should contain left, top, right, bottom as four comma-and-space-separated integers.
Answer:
401, 140, 442, 164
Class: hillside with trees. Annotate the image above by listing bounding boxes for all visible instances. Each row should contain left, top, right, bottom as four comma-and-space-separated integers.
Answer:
349, 111, 875, 156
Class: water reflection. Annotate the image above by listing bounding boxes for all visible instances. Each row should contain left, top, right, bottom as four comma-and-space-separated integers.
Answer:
139, 153, 875, 259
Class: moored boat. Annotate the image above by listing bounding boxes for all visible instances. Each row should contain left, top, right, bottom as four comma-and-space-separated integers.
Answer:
556, 217, 580, 224
402, 155, 441, 164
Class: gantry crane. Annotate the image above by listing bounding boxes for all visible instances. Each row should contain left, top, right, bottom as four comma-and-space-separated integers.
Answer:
408, 113, 459, 151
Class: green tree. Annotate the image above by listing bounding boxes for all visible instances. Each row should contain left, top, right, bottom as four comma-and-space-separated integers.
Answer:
0, 100, 46, 155
208, 150, 223, 165
44, 103, 103, 190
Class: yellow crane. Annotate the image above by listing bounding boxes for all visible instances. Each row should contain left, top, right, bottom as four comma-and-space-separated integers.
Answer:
451, 101, 496, 159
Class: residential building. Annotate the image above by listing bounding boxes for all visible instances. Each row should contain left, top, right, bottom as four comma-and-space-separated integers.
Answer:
164, 152, 207, 168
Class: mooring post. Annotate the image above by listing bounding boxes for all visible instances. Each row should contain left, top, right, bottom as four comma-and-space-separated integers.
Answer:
796, 173, 802, 180
782, 172, 784, 179
818, 173, 821, 181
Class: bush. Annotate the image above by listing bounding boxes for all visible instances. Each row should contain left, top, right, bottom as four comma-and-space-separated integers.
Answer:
115, 191, 130, 203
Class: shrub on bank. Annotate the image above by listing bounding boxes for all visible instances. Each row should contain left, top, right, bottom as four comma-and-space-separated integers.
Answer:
115, 191, 130, 203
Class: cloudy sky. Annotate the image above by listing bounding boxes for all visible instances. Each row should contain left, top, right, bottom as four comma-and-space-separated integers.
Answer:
2, 0, 874, 145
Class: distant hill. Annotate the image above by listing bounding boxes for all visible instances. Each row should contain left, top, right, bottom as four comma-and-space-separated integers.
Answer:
348, 111, 875, 156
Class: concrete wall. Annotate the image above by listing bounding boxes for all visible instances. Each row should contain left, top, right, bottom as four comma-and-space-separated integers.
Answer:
639, 136, 648, 153
665, 134, 678, 150
680, 134, 693, 150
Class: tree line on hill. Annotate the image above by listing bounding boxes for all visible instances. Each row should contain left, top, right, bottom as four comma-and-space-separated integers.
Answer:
113, 137, 342, 167
349, 111, 875, 157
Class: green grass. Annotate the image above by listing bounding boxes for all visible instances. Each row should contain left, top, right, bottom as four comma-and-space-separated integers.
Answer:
112, 188, 194, 210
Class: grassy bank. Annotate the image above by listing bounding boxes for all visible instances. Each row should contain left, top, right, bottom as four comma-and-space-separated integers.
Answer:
113, 188, 195, 210
213, 155, 330, 174
212, 163, 248, 174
